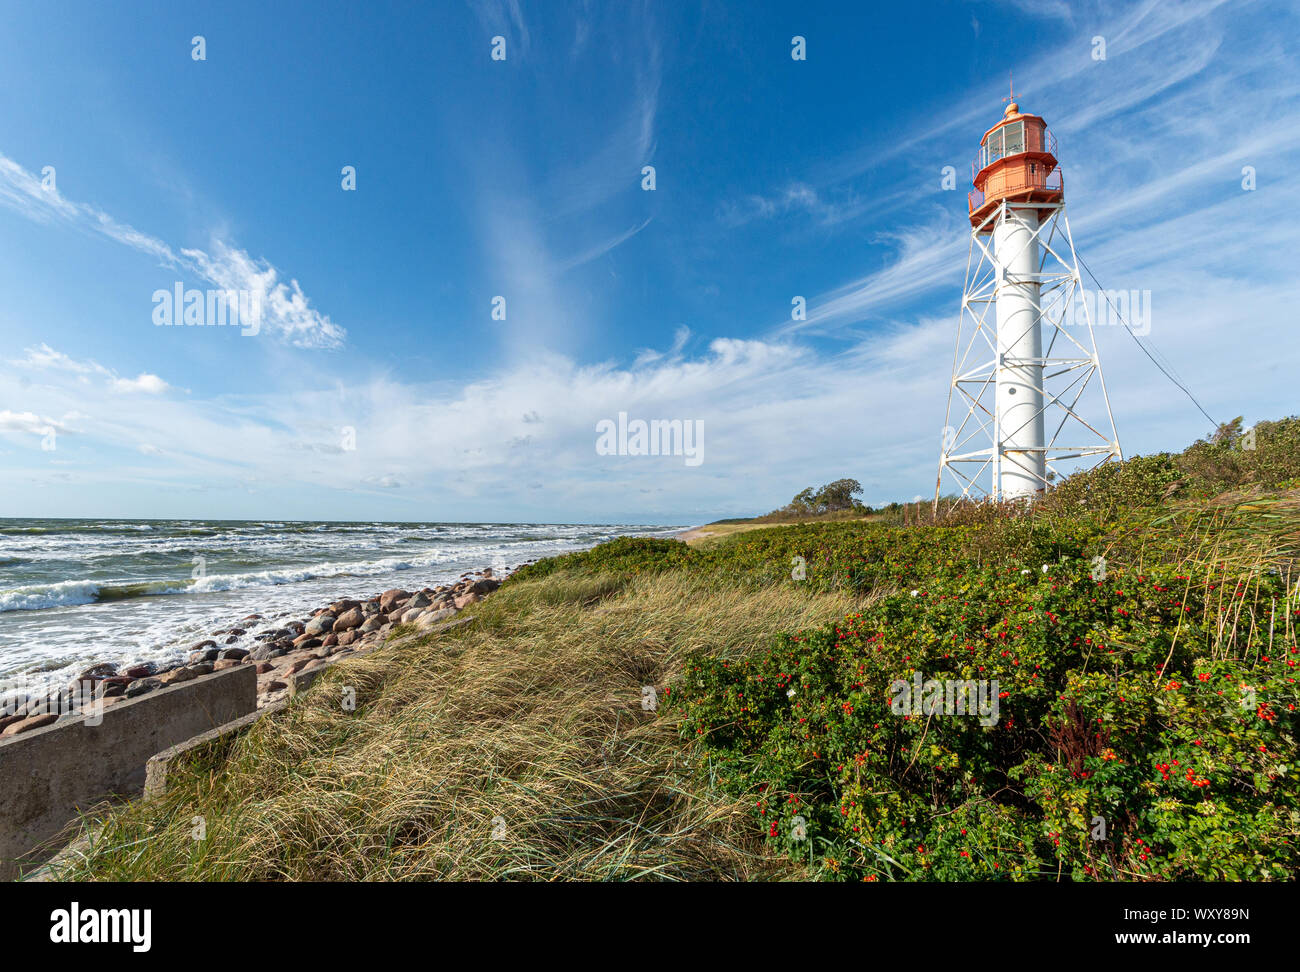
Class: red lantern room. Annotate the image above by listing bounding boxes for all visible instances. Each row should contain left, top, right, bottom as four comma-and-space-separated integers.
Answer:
968, 81, 1063, 231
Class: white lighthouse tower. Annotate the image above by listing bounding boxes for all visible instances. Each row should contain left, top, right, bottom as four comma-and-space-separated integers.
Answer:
937, 84, 1121, 505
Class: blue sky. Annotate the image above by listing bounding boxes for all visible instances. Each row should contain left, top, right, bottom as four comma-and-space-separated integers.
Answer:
1, 0, 1297, 524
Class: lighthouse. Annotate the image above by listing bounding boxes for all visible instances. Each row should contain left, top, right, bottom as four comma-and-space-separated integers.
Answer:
937, 83, 1121, 505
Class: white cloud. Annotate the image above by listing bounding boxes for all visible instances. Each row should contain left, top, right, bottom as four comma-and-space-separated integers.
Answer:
0, 410, 62, 436
111, 374, 171, 395
10, 343, 110, 376
0, 154, 345, 349
12, 344, 175, 397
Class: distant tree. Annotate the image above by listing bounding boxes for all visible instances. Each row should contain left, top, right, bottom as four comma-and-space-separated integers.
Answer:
1209, 416, 1245, 446
813, 478, 863, 513
770, 478, 868, 519
783, 487, 817, 515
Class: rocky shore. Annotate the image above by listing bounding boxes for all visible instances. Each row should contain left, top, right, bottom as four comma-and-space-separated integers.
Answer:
0, 567, 507, 737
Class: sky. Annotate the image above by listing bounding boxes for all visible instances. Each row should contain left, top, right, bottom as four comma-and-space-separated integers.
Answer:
0, 0, 1297, 525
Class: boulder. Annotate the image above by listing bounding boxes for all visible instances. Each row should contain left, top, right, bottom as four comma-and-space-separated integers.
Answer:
416, 607, 457, 628
98, 677, 132, 697
78, 662, 118, 681
188, 647, 221, 664
334, 607, 365, 631
360, 616, 385, 633
124, 677, 162, 698
123, 663, 157, 679
400, 607, 424, 624
0, 712, 31, 734
1, 712, 59, 736
406, 591, 432, 610
454, 592, 482, 610
379, 589, 410, 613
335, 628, 358, 647
304, 614, 335, 637
220, 646, 250, 661
328, 598, 361, 616
158, 667, 198, 685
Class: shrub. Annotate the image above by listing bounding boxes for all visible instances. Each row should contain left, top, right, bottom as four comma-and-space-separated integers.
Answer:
669, 556, 1298, 881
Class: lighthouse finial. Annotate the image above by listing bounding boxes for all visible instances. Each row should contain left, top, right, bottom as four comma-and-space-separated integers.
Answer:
1002, 71, 1019, 115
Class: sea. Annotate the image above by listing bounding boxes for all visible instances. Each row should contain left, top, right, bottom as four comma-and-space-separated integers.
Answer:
0, 518, 681, 692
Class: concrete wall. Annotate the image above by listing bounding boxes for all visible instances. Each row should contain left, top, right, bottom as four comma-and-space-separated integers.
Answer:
0, 665, 256, 880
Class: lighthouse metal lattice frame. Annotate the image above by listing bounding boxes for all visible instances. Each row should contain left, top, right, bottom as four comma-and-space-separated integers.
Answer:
936, 196, 1123, 504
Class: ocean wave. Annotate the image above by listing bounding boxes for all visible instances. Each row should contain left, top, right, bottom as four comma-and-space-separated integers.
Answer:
0, 579, 104, 611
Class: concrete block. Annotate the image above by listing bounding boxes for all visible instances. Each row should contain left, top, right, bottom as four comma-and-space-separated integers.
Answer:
0, 664, 256, 880
143, 700, 286, 802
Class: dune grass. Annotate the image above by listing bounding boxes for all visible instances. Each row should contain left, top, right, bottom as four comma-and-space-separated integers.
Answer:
51, 571, 875, 881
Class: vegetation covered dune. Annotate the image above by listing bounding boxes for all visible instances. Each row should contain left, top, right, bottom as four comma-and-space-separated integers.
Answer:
51, 419, 1300, 881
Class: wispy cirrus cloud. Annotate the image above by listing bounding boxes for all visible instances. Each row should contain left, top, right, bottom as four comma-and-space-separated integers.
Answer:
0, 153, 345, 349
11, 343, 174, 396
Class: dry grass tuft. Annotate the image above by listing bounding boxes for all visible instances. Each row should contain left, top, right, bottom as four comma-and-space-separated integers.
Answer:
55, 571, 873, 881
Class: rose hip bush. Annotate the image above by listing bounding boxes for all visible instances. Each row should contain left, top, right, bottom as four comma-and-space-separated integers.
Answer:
670, 554, 1298, 881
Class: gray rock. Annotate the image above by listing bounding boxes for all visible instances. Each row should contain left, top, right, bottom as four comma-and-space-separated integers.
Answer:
78, 662, 118, 681
124, 677, 162, 698
416, 607, 457, 628
304, 614, 335, 637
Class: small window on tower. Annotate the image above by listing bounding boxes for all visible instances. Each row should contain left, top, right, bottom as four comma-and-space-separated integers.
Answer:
984, 127, 1004, 166
1003, 121, 1025, 156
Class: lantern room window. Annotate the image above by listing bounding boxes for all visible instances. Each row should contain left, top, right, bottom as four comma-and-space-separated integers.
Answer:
979, 120, 1026, 171
1002, 121, 1025, 155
